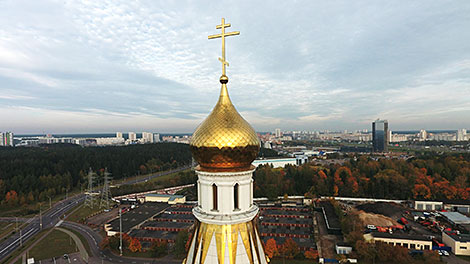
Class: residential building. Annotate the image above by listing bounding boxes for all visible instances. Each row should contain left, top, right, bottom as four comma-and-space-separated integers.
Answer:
372, 119, 388, 152
116, 132, 123, 139
418, 130, 427, 141
457, 129, 467, 141
275, 128, 281, 138
142, 132, 154, 143
153, 133, 161, 142
0, 132, 14, 146
128, 132, 137, 141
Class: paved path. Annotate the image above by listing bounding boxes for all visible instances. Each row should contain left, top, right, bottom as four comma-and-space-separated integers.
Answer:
56, 227, 89, 263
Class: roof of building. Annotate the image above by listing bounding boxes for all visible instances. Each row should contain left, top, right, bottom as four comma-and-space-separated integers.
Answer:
440, 212, 470, 224
107, 203, 169, 232
144, 194, 185, 198
444, 231, 470, 242
370, 232, 431, 241
442, 199, 470, 206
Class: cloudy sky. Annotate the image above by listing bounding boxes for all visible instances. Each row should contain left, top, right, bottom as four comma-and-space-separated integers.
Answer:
1, 0, 469, 134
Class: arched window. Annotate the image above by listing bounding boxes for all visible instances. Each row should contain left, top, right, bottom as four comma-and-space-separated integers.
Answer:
234, 183, 239, 210
212, 184, 218, 210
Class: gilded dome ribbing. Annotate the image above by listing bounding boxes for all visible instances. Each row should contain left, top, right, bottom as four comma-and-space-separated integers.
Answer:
190, 79, 260, 171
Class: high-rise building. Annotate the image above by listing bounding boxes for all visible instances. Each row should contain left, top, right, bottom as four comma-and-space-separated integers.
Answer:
128, 132, 136, 141
185, 18, 267, 264
142, 132, 153, 143
116, 132, 123, 139
153, 133, 161, 142
372, 119, 388, 152
0, 132, 14, 147
418, 130, 427, 141
457, 129, 467, 141
275, 128, 281, 138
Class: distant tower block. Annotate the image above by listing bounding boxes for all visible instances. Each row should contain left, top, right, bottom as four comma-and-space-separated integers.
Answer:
100, 168, 113, 210
84, 168, 97, 208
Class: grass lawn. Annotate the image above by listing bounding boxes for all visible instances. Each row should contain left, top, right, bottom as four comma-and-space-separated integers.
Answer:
28, 229, 78, 261
0, 222, 16, 240
3, 228, 50, 264
66, 202, 104, 223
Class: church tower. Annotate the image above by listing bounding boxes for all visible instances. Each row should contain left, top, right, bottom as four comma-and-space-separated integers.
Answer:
184, 18, 268, 264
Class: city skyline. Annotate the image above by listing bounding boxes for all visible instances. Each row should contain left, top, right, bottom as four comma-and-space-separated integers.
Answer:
1, 1, 470, 133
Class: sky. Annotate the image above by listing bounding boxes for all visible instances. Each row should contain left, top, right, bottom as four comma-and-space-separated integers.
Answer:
1, 0, 470, 134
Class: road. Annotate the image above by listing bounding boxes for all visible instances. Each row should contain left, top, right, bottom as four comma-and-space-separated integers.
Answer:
122, 165, 191, 185
0, 166, 190, 263
0, 195, 85, 263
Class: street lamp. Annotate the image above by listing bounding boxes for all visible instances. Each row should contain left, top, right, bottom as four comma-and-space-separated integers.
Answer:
119, 207, 123, 256
46, 195, 52, 209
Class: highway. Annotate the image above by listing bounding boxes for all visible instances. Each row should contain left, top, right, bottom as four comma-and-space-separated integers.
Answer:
0, 165, 191, 263
0, 195, 85, 262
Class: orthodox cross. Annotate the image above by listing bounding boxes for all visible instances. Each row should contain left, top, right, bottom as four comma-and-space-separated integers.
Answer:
208, 18, 240, 77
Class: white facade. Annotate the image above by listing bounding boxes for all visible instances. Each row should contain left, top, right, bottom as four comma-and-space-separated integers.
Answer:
275, 128, 281, 138
95, 137, 125, 146
153, 133, 161, 142
457, 129, 467, 141
195, 169, 255, 221
142, 132, 154, 143
418, 130, 427, 141
185, 168, 268, 264
252, 158, 296, 168
128, 132, 137, 141
116, 132, 123, 138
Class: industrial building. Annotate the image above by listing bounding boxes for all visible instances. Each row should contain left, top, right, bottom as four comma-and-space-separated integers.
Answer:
364, 232, 432, 250
141, 194, 186, 204
442, 231, 470, 256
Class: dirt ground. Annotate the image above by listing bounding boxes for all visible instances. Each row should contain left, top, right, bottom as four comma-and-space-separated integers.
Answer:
315, 210, 343, 259
356, 202, 407, 218
355, 209, 399, 227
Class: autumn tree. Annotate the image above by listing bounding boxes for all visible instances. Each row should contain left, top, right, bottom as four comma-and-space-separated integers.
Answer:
129, 238, 142, 252
280, 238, 300, 259
264, 238, 279, 259
304, 248, 318, 259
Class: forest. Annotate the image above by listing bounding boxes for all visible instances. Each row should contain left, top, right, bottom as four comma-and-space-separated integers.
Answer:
254, 153, 470, 201
0, 143, 191, 207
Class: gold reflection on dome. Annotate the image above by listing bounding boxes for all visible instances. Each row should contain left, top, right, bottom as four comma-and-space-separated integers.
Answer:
190, 18, 260, 171
190, 82, 260, 171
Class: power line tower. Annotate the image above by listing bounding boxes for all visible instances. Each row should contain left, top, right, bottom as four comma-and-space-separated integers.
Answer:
84, 168, 97, 208
100, 168, 113, 210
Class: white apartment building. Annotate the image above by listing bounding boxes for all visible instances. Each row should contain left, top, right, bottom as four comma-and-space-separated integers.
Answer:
128, 132, 137, 141
142, 132, 154, 143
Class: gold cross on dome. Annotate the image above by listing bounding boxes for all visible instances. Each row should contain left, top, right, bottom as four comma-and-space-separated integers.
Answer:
208, 18, 240, 77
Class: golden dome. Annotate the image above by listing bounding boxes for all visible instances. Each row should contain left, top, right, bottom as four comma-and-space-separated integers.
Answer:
190, 77, 260, 171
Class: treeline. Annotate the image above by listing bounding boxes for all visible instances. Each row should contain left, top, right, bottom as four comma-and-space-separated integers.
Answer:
0, 143, 191, 207
254, 153, 470, 200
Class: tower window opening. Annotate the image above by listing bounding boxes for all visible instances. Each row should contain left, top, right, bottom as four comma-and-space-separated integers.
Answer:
212, 183, 218, 211
234, 183, 239, 210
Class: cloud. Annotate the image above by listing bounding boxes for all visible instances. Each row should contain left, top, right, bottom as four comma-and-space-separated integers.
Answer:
0, 0, 470, 133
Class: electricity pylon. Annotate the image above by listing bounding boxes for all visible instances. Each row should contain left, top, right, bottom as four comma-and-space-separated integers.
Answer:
100, 168, 113, 210
84, 168, 96, 208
